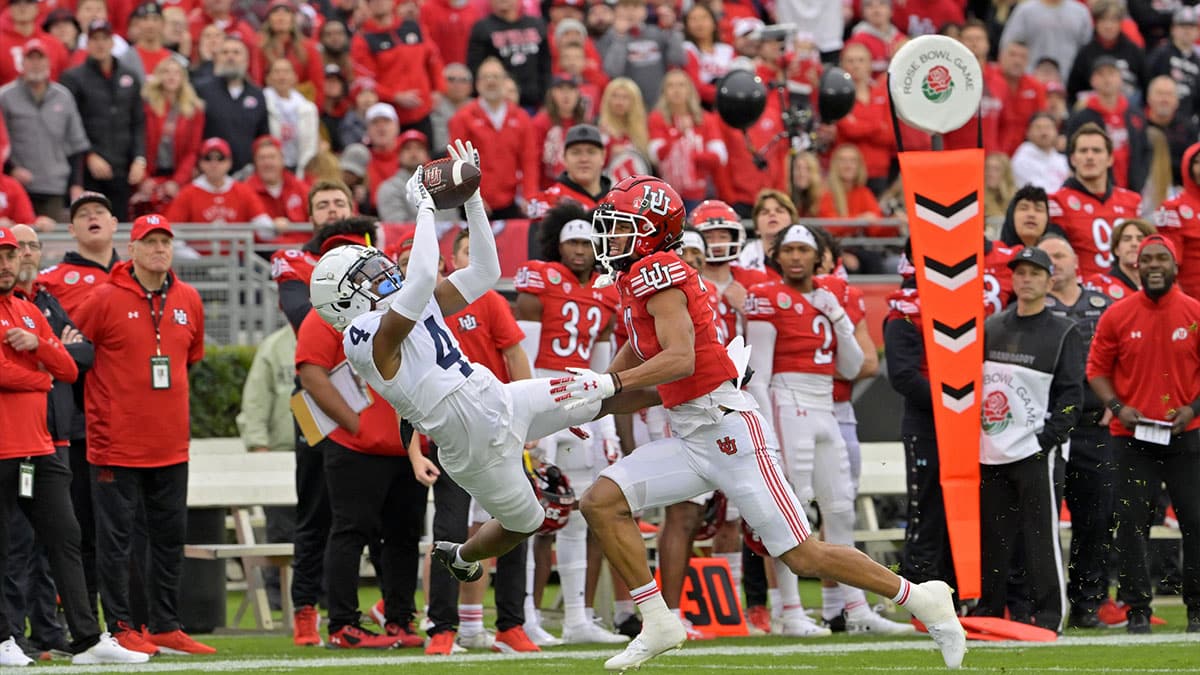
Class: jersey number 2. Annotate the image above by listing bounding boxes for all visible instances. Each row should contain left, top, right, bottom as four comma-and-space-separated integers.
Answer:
424, 317, 473, 377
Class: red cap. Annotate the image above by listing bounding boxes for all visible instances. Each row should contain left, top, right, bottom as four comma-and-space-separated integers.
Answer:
552, 0, 585, 7
349, 77, 378, 100
320, 233, 367, 255
397, 130, 428, 148
384, 224, 416, 259
22, 38, 46, 57
200, 137, 232, 158
1138, 233, 1178, 262
131, 214, 173, 240
0, 226, 16, 249
252, 135, 282, 155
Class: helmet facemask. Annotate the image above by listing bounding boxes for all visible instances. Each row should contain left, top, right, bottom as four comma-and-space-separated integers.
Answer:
592, 204, 654, 277
698, 221, 746, 263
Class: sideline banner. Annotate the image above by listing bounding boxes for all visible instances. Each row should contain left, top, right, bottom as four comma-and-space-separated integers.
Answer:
900, 149, 985, 599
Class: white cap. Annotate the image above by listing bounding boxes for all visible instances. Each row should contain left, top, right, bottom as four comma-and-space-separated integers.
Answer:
780, 224, 818, 249
366, 102, 399, 123
559, 219, 592, 243
680, 230, 705, 252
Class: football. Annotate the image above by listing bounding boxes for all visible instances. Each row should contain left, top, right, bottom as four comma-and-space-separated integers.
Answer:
421, 157, 481, 210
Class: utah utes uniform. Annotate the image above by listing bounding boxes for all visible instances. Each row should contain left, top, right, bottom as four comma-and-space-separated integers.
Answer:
344, 296, 600, 534
982, 239, 1020, 316
818, 274, 868, 483
1083, 267, 1139, 301
516, 260, 619, 375
598, 251, 812, 558
271, 248, 320, 286
743, 281, 855, 517
38, 252, 117, 319
1049, 179, 1142, 278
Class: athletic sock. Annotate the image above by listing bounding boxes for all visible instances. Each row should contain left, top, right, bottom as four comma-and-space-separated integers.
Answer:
717, 551, 742, 591
821, 585, 844, 622
768, 588, 783, 620
458, 604, 484, 635
630, 580, 671, 622
614, 600, 636, 624
892, 577, 914, 606
842, 586, 872, 619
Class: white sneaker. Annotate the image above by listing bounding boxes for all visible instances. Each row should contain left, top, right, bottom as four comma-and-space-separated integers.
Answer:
72, 633, 151, 665
0, 637, 33, 667
562, 619, 630, 644
905, 581, 966, 669
456, 630, 495, 650
524, 621, 564, 647
419, 616, 435, 634
846, 610, 917, 635
778, 614, 833, 638
603, 613, 687, 672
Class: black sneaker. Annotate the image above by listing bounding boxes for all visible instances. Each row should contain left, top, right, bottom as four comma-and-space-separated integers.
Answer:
1188, 616, 1200, 633
1068, 612, 1102, 629
825, 613, 847, 632
615, 614, 642, 639
1126, 613, 1151, 634
431, 542, 483, 583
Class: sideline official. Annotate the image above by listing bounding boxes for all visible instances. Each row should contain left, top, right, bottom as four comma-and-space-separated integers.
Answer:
976, 247, 1083, 632
1088, 234, 1200, 634
73, 215, 213, 655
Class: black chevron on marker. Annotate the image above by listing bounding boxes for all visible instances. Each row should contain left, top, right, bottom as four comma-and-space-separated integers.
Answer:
941, 382, 975, 400
932, 318, 976, 339
923, 255, 976, 277
915, 192, 977, 217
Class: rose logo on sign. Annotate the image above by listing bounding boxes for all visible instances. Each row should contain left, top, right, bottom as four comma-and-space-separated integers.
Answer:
922, 65, 954, 103
981, 390, 1012, 435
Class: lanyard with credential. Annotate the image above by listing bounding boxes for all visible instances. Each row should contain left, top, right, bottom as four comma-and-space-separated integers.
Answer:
146, 290, 166, 356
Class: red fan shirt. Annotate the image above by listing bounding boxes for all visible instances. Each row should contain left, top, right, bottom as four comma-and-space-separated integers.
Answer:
446, 289, 525, 383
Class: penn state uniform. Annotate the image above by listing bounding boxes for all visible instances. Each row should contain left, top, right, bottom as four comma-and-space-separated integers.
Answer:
343, 297, 599, 533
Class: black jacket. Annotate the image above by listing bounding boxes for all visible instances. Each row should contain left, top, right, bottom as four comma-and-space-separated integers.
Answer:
1046, 286, 1112, 420
1066, 37, 1148, 106
883, 279, 937, 437
60, 58, 146, 172
195, 78, 271, 173
466, 14, 550, 110
13, 285, 93, 443
1147, 42, 1200, 121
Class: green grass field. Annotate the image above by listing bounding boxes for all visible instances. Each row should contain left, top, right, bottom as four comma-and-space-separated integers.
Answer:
33, 584, 1200, 673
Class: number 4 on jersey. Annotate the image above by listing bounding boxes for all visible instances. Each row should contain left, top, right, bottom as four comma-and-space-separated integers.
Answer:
424, 316, 473, 377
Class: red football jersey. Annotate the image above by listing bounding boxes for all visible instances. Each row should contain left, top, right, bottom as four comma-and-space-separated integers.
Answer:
816, 276, 867, 403
514, 260, 618, 371
446, 290, 525, 384
983, 241, 1020, 316
702, 265, 771, 345
616, 252, 738, 408
1083, 270, 1138, 302
270, 248, 319, 286
1049, 181, 1142, 278
37, 259, 113, 319
745, 281, 840, 377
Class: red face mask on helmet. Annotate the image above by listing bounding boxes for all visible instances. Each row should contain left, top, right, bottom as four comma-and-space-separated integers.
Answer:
528, 464, 576, 534
693, 491, 728, 541
593, 175, 686, 273
742, 518, 768, 557
689, 200, 745, 263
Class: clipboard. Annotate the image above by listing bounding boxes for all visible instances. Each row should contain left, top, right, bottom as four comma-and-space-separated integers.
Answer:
290, 361, 372, 445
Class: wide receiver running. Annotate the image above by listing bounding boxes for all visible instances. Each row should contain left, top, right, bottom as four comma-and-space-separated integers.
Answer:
553, 175, 966, 671
309, 140, 603, 586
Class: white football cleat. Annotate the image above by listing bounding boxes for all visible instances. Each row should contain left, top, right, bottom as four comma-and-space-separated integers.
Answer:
563, 619, 630, 644
846, 610, 918, 635
0, 637, 33, 667
905, 581, 967, 669
71, 633, 151, 665
603, 613, 686, 672
523, 620, 564, 647
455, 630, 495, 650
778, 614, 833, 638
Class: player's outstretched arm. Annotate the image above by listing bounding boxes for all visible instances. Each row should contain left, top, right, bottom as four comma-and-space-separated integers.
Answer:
371, 169, 439, 379
439, 139, 500, 316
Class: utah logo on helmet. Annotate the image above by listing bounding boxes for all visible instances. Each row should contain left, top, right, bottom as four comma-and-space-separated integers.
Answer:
593, 175, 685, 273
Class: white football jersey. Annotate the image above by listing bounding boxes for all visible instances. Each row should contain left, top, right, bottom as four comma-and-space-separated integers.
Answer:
343, 297, 486, 427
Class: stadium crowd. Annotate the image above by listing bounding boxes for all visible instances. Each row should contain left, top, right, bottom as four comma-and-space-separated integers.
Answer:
0, 0, 1199, 667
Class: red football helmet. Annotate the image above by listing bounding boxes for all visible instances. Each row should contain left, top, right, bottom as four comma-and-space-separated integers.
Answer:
741, 519, 768, 557
689, 200, 745, 263
528, 463, 576, 534
693, 491, 728, 541
593, 175, 686, 272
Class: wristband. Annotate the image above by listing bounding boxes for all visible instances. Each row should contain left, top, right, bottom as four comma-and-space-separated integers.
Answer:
611, 372, 623, 394
1107, 399, 1123, 414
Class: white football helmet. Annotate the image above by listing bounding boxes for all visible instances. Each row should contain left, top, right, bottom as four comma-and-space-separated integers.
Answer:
310, 245, 403, 331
